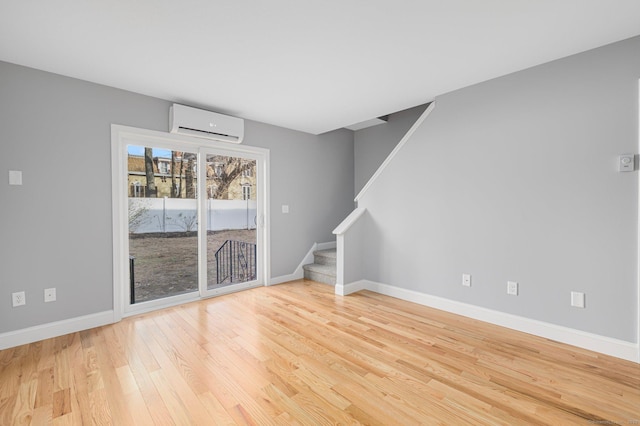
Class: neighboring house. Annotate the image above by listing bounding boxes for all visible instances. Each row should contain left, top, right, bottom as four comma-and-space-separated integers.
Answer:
205, 158, 257, 201
127, 154, 178, 198
127, 154, 256, 200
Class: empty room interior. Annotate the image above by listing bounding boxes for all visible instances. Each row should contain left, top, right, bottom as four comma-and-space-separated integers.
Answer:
1, 1, 640, 424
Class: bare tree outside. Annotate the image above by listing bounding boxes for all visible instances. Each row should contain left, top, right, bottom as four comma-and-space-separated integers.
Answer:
185, 153, 196, 199
207, 155, 252, 199
128, 199, 150, 233
144, 147, 157, 197
177, 152, 185, 198
171, 150, 179, 198
131, 150, 253, 200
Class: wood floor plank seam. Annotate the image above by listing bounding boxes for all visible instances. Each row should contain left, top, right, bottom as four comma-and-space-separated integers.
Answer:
1, 281, 638, 425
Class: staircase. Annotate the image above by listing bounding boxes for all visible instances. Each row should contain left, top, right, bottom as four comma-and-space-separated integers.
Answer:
303, 249, 336, 285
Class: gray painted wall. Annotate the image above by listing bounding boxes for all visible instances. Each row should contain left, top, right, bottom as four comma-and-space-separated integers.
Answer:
354, 104, 429, 195
0, 61, 353, 333
244, 121, 353, 278
358, 36, 640, 342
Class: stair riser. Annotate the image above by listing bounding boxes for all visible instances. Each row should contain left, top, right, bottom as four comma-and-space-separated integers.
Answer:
313, 255, 336, 266
304, 270, 336, 285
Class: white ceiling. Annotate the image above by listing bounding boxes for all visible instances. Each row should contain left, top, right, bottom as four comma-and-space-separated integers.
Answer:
1, 1, 639, 135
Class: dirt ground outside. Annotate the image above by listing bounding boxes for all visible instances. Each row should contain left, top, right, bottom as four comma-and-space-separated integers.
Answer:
129, 229, 256, 303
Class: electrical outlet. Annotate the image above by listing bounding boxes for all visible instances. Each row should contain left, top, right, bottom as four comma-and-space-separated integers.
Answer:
12, 291, 26, 307
9, 170, 23, 185
507, 281, 518, 296
44, 288, 56, 302
462, 274, 471, 287
618, 154, 635, 172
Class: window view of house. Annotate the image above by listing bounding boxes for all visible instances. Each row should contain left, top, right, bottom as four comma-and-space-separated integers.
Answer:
127, 146, 199, 304
127, 146, 258, 303
204, 154, 258, 291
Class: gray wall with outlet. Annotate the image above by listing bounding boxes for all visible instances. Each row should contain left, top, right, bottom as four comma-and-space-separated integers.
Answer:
0, 61, 354, 334
357, 35, 640, 342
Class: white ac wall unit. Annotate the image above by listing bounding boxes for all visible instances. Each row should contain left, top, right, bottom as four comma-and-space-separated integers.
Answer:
169, 104, 244, 143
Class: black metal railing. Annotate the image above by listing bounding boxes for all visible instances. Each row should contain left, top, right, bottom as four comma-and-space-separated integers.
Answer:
129, 255, 136, 304
215, 240, 257, 284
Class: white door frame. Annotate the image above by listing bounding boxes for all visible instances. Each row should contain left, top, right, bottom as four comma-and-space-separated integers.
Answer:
637, 81, 640, 362
111, 124, 270, 321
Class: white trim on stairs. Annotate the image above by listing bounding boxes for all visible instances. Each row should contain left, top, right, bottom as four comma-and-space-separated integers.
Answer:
333, 208, 367, 236
270, 241, 336, 285
338, 280, 640, 363
355, 102, 436, 203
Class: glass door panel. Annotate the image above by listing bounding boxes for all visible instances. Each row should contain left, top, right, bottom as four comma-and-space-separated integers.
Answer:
203, 153, 258, 292
127, 145, 199, 304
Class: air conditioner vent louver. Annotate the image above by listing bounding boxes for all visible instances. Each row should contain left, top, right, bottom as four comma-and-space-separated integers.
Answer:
170, 104, 244, 144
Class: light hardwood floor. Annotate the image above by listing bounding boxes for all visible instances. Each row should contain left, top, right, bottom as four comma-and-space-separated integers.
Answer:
1, 281, 638, 425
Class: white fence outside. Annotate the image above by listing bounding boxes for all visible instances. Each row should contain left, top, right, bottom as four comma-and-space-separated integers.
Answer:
129, 197, 257, 234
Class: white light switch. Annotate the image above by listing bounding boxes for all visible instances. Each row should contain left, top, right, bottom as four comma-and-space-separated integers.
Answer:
571, 291, 585, 308
9, 170, 22, 185
282, 205, 289, 214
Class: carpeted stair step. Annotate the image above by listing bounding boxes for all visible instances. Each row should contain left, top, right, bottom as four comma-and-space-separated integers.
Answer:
312, 249, 336, 266
302, 262, 336, 285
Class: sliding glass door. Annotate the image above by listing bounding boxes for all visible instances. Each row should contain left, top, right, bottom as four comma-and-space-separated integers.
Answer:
199, 148, 263, 297
113, 125, 269, 317
127, 145, 199, 305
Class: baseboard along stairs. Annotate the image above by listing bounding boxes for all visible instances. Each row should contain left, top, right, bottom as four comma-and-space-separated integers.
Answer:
303, 249, 336, 285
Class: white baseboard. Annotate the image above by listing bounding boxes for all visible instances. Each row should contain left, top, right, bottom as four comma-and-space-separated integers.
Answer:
270, 272, 303, 285
336, 279, 369, 296
0, 311, 115, 350
342, 280, 639, 363
269, 240, 336, 286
